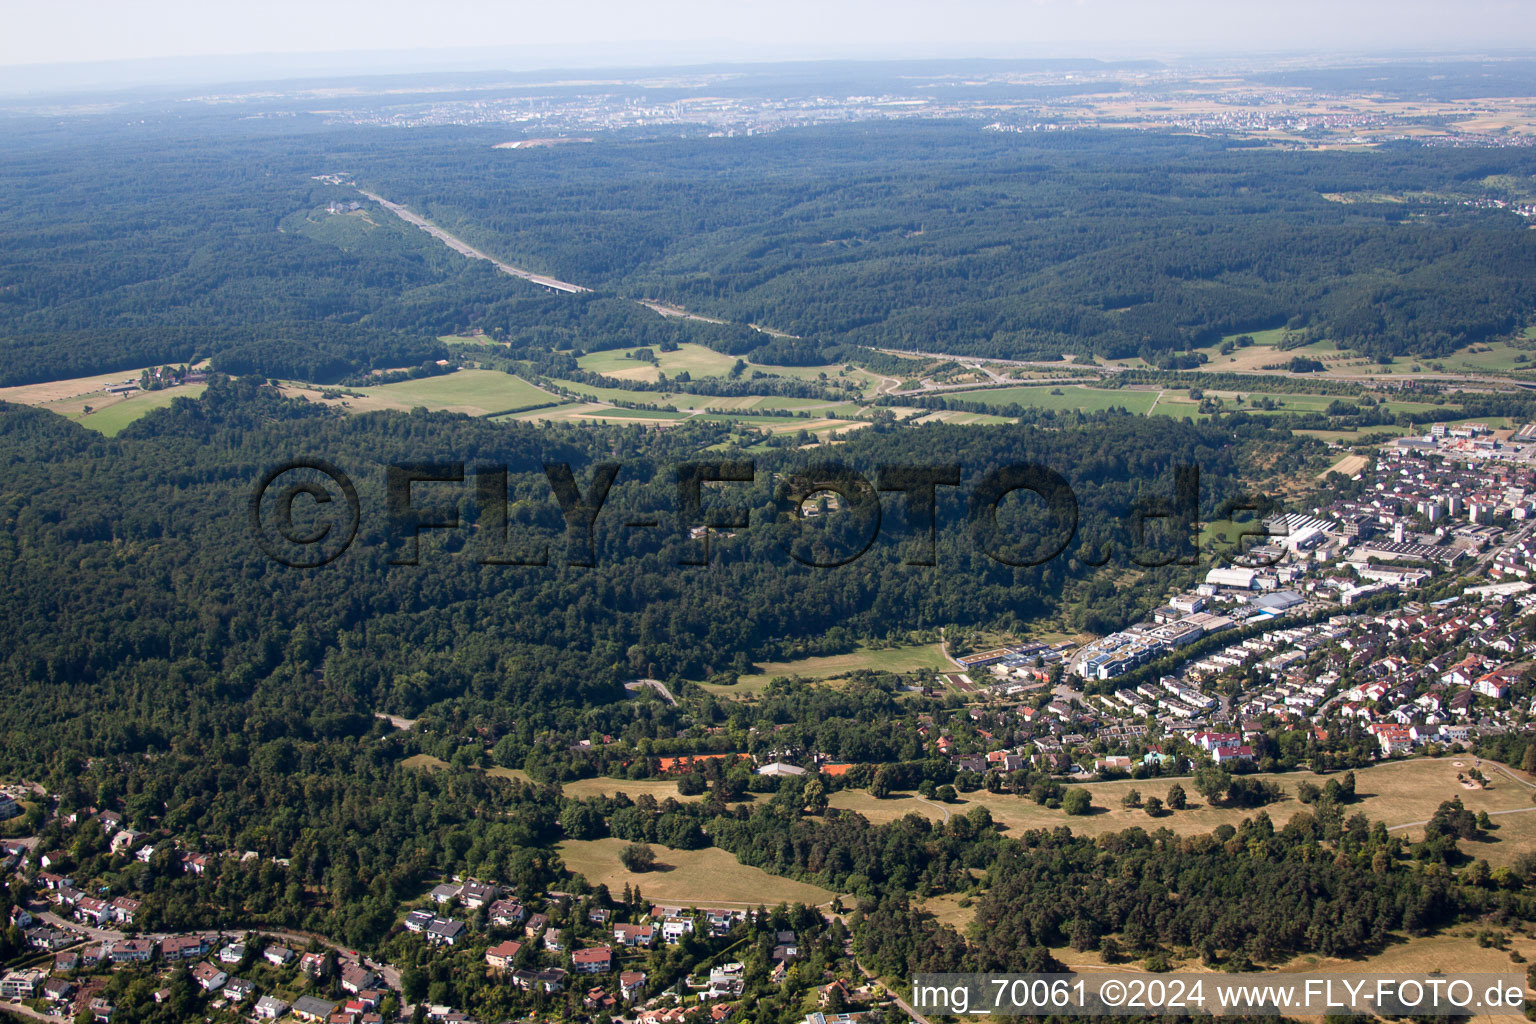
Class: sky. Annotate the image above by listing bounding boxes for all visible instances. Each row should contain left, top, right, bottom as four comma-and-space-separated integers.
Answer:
4, 0, 1536, 88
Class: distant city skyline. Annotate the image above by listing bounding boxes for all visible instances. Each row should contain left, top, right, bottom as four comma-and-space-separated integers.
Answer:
5, 0, 1536, 92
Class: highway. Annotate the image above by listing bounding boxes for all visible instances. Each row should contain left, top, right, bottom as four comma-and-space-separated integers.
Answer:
358, 190, 589, 294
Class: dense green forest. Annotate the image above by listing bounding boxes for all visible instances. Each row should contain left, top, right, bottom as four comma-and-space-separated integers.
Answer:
4, 117, 1536, 386
0, 376, 1278, 764
362, 124, 1536, 361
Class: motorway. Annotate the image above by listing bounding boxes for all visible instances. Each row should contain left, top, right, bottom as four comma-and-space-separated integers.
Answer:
358, 190, 589, 295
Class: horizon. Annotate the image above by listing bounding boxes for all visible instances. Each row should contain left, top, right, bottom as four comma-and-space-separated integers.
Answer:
6, 0, 1536, 96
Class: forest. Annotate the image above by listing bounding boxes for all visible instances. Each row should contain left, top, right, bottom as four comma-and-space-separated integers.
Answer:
4, 116, 1536, 387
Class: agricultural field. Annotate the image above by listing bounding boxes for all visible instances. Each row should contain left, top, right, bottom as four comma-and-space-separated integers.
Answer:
280, 370, 560, 418
943, 385, 1163, 416
556, 838, 835, 907
350, 370, 560, 416
576, 343, 743, 382
1321, 453, 1372, 479
0, 364, 210, 435
500, 402, 690, 425
831, 758, 1536, 867
76, 384, 209, 435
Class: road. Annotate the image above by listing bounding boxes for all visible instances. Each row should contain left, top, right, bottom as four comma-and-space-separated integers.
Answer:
358, 190, 589, 294
878, 346, 1536, 396
0, 1000, 64, 1022
1478, 519, 1536, 569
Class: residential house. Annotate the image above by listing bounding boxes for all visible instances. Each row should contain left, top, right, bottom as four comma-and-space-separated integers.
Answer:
191, 962, 227, 992
340, 964, 377, 994
460, 880, 497, 908
488, 899, 525, 927
0, 970, 44, 999
291, 996, 338, 1023
572, 946, 612, 974
255, 995, 290, 1019
426, 918, 466, 946
485, 940, 522, 971
614, 922, 656, 948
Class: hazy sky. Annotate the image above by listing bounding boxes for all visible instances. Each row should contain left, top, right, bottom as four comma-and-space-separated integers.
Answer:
5, 0, 1536, 80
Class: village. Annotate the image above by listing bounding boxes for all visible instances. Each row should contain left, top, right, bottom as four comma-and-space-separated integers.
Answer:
1, 821, 884, 1024
915, 424, 1536, 781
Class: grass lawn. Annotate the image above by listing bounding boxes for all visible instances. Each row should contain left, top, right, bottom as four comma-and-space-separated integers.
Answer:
560, 777, 711, 802
77, 385, 208, 435
831, 758, 1536, 866
738, 643, 954, 684
557, 838, 834, 906
1275, 930, 1536, 977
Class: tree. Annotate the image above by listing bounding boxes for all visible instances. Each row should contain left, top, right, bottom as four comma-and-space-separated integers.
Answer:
1144, 796, 1164, 816
870, 766, 895, 800
1194, 763, 1231, 804
1062, 789, 1093, 816
1166, 783, 1187, 810
935, 784, 958, 803
802, 779, 828, 814
619, 843, 658, 873
1121, 788, 1142, 809
1523, 743, 1536, 776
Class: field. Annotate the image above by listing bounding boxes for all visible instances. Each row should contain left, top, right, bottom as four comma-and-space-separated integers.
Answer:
698, 642, 952, 697
77, 385, 208, 435
576, 343, 742, 382
740, 643, 952, 682
556, 838, 834, 906
943, 385, 1163, 416
831, 758, 1536, 867
1321, 453, 1371, 478
0, 365, 210, 435
559, 777, 711, 802
283, 370, 559, 417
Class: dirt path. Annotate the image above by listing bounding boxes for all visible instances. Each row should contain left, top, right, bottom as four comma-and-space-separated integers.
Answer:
1386, 805, 1536, 832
